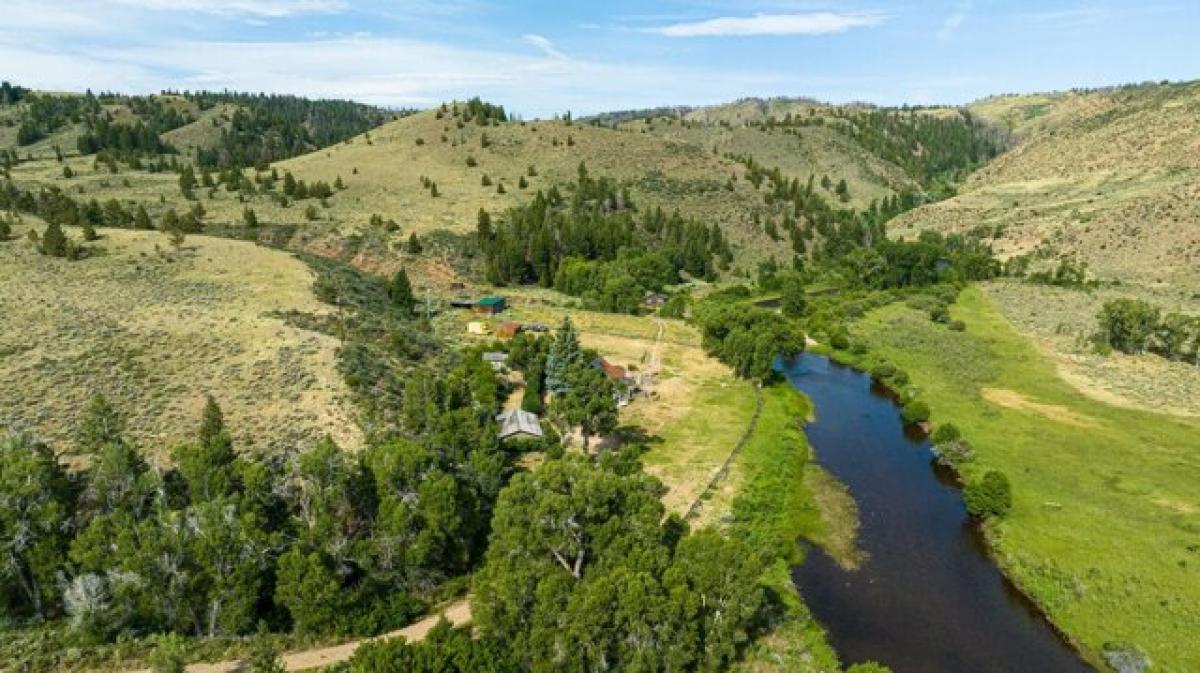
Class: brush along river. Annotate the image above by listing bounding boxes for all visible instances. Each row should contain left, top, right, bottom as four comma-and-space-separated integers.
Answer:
783, 353, 1092, 673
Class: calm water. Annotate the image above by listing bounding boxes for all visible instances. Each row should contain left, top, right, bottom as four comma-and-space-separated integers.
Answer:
783, 353, 1092, 673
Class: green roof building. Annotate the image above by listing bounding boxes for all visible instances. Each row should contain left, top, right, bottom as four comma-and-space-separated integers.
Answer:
474, 295, 507, 314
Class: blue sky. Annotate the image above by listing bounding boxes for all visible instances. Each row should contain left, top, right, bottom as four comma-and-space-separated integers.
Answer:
4, 0, 1197, 117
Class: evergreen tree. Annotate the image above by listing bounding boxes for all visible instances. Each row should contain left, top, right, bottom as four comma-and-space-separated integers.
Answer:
0, 432, 75, 619
243, 207, 258, 228
389, 268, 416, 315
77, 394, 125, 454
134, 205, 153, 230
406, 232, 423, 254
544, 317, 581, 394
178, 166, 197, 198
40, 221, 68, 257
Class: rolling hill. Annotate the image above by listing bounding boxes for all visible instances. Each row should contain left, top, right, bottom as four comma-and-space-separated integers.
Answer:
0, 220, 361, 458
893, 81, 1200, 291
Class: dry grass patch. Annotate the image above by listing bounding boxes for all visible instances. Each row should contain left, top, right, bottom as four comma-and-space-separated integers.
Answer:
983, 280, 1200, 417
0, 224, 361, 459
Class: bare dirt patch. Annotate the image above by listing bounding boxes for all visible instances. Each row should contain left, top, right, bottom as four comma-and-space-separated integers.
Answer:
981, 387, 1097, 427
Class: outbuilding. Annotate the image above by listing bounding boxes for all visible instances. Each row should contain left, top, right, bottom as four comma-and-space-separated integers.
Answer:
474, 295, 507, 315
496, 409, 544, 441
482, 351, 509, 371
495, 321, 523, 339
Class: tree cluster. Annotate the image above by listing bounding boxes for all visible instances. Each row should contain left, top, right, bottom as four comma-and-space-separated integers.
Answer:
478, 165, 730, 313
474, 454, 767, 673
0, 378, 509, 644
1096, 299, 1199, 363
186, 91, 391, 169
692, 293, 807, 382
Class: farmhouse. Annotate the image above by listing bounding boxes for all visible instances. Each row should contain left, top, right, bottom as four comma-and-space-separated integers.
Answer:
495, 409, 544, 441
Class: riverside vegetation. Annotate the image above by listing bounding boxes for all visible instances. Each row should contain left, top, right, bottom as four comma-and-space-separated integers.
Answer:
3, 77, 1200, 672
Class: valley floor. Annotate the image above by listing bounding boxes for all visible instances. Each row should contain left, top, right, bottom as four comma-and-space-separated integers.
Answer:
840, 284, 1200, 671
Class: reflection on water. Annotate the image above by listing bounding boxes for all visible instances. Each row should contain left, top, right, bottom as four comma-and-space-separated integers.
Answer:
783, 354, 1091, 673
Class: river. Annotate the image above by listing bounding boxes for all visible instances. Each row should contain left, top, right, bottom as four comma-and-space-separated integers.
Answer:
782, 353, 1093, 673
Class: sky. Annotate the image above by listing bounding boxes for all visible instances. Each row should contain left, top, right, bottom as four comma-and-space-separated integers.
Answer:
3, 0, 1198, 118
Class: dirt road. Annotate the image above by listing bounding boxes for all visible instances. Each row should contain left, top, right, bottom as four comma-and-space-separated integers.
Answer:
127, 599, 472, 673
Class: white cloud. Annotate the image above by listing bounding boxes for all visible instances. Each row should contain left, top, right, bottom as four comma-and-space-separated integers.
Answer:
938, 0, 972, 39
522, 34, 567, 60
0, 32, 899, 117
110, 0, 348, 17
652, 12, 882, 37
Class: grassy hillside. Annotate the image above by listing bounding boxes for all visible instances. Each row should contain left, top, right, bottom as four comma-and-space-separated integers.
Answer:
894, 81, 1200, 290
277, 107, 783, 262
613, 116, 916, 210
0, 222, 361, 458
839, 286, 1200, 671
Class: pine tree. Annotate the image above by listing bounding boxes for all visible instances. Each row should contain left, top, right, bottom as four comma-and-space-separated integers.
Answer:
406, 232, 423, 254
389, 267, 416, 315
178, 166, 197, 198
545, 317, 581, 394
40, 221, 68, 257
134, 205, 153, 230
77, 393, 125, 453
282, 172, 297, 196
81, 221, 98, 242
198, 394, 226, 449
243, 207, 258, 227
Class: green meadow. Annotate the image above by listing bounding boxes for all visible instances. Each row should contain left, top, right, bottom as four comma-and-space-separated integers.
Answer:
840, 285, 1200, 671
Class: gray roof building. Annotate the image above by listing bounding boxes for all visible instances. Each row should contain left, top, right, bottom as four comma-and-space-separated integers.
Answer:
496, 409, 544, 440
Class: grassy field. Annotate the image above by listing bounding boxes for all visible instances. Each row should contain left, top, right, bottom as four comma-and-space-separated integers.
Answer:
842, 285, 1200, 670
0, 223, 361, 459
983, 280, 1200, 418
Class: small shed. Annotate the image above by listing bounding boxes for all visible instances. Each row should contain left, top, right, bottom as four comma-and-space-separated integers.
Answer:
496, 409, 544, 441
474, 296, 507, 315
495, 321, 523, 339
467, 322, 489, 335
482, 351, 509, 371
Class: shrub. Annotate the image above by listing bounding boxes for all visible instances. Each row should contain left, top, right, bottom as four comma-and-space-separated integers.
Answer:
949, 319, 966, 331
931, 423, 960, 444
871, 363, 897, 380
1102, 642, 1152, 673
900, 400, 931, 424
964, 470, 1012, 518
931, 439, 974, 467
830, 328, 851, 350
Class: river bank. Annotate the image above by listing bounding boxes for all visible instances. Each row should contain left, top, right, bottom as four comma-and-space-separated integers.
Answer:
815, 284, 1200, 671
